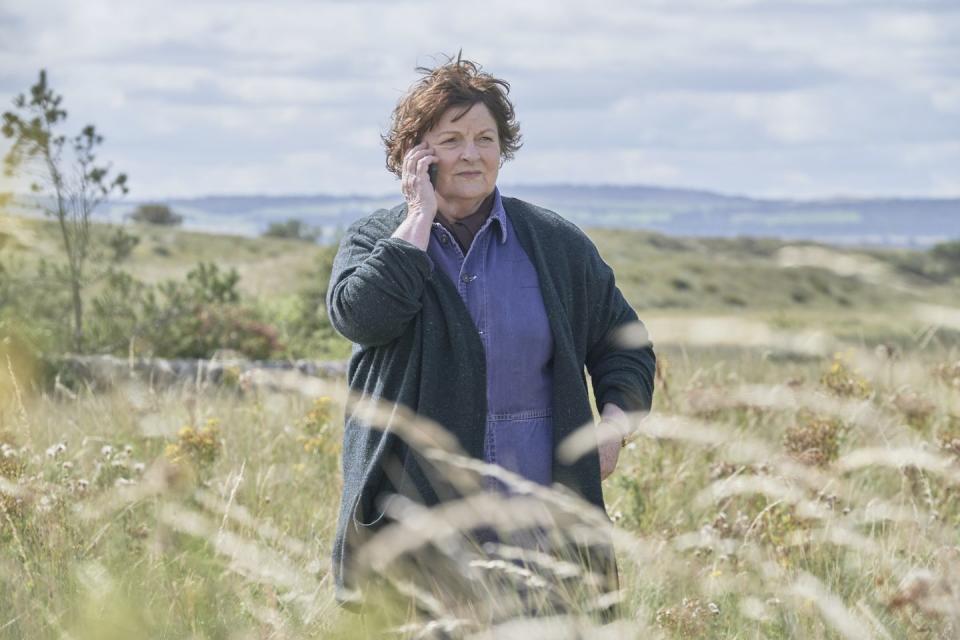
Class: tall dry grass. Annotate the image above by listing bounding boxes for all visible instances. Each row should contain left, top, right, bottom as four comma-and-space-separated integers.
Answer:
1, 312, 959, 639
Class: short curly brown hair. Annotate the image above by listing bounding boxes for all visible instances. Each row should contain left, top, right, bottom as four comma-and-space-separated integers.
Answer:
382, 54, 522, 178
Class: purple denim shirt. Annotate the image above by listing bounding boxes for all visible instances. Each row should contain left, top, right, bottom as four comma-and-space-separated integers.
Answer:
426, 187, 554, 489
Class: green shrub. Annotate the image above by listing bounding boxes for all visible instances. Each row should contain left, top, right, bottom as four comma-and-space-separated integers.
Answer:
0, 257, 73, 354
87, 269, 148, 354
106, 226, 140, 262
128, 203, 183, 226
262, 218, 320, 243
271, 243, 350, 359
136, 263, 281, 359
78, 262, 283, 359
931, 239, 960, 274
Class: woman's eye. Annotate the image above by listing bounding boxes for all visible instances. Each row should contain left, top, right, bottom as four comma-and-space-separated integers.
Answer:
440, 139, 456, 145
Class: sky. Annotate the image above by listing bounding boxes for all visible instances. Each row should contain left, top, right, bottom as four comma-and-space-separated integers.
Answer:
0, 0, 958, 201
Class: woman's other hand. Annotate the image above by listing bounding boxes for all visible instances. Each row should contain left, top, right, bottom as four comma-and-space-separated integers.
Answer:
598, 403, 630, 480
392, 142, 439, 251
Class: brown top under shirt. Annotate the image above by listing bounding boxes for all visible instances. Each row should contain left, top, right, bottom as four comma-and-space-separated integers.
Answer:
435, 190, 496, 254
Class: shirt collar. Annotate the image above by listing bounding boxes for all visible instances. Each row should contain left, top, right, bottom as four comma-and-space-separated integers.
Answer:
430, 186, 508, 245
488, 186, 508, 244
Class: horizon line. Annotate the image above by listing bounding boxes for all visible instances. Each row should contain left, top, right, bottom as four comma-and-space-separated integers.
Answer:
6, 182, 960, 205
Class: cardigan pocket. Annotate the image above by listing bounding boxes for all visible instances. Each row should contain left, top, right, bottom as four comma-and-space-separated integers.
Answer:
351, 446, 410, 529
351, 485, 390, 529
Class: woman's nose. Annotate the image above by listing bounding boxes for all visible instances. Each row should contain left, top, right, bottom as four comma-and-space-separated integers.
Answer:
460, 141, 480, 161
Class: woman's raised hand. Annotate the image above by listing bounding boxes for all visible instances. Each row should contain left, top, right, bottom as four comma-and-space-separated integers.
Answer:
401, 141, 438, 219
391, 141, 439, 250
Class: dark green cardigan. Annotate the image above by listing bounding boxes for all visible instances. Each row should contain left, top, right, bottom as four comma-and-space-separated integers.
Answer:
326, 196, 656, 605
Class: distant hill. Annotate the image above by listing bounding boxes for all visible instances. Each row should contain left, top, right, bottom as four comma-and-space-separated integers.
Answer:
506, 185, 958, 248
7, 184, 958, 247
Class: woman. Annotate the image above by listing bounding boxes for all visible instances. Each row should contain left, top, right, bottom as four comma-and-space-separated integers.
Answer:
327, 56, 656, 615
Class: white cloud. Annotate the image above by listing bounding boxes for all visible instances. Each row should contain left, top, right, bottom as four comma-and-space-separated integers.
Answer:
927, 84, 960, 113
729, 92, 830, 144
506, 149, 682, 186
867, 11, 941, 43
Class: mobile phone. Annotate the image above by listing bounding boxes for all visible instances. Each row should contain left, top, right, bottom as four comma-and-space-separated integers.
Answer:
428, 162, 438, 189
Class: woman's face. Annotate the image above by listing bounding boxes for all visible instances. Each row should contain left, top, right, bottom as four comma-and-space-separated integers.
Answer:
422, 102, 500, 206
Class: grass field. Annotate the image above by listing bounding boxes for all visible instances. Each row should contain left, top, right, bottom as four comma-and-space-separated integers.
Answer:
2, 214, 960, 638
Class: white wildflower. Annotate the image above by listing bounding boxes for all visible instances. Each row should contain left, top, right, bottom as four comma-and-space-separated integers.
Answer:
46, 442, 67, 459
100, 445, 114, 458
37, 495, 54, 514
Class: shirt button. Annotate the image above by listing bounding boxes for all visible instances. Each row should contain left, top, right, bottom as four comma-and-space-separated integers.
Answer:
439, 235, 449, 245
461, 274, 477, 284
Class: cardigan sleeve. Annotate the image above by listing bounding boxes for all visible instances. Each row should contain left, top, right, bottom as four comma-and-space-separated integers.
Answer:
326, 216, 433, 347
583, 242, 656, 416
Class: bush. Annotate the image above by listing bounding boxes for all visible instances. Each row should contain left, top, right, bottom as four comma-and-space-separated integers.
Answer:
136, 263, 281, 359
820, 353, 872, 398
270, 244, 350, 359
81, 262, 283, 360
87, 269, 149, 354
262, 218, 320, 243
783, 411, 844, 467
128, 203, 183, 226
2, 257, 73, 354
931, 240, 960, 274
164, 419, 222, 468
106, 227, 140, 262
